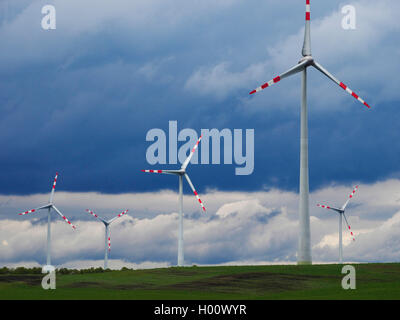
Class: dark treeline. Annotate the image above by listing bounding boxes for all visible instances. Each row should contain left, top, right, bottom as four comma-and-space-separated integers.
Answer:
0, 266, 134, 275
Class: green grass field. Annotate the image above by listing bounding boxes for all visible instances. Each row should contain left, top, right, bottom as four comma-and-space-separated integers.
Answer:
1, 263, 399, 300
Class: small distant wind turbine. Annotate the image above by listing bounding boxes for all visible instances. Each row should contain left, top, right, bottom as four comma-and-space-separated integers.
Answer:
317, 186, 358, 264
249, 1, 370, 264
142, 135, 206, 266
17, 173, 76, 272
85, 209, 129, 269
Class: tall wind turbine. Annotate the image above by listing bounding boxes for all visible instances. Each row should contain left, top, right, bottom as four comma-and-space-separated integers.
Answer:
142, 135, 206, 266
249, 1, 370, 264
17, 173, 76, 271
86, 209, 129, 269
317, 186, 358, 264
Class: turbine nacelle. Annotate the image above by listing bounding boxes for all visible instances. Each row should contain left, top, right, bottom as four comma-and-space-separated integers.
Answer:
165, 169, 186, 176
321, 206, 345, 214
39, 203, 53, 210
86, 209, 128, 226
299, 55, 313, 65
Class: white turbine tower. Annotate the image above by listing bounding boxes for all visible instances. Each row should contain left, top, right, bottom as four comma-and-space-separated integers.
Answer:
249, 1, 371, 264
317, 186, 358, 264
142, 135, 206, 266
85, 209, 129, 269
17, 173, 76, 272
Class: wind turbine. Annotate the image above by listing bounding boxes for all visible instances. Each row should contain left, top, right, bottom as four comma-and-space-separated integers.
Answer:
17, 173, 76, 272
142, 135, 206, 266
317, 186, 358, 264
85, 209, 129, 269
249, 1, 370, 264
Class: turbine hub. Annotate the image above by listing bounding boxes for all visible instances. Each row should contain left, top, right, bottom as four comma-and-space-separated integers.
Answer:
299, 55, 313, 65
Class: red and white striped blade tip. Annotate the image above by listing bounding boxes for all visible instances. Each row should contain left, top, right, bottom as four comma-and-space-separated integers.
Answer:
349, 185, 359, 198
61, 215, 76, 229
86, 209, 98, 217
181, 135, 203, 169
347, 225, 355, 241
193, 190, 206, 212
305, 0, 311, 21
189, 135, 202, 157
117, 210, 128, 217
52, 173, 59, 189
339, 83, 371, 108
192, 135, 202, 151
249, 76, 281, 95
141, 170, 163, 173
18, 209, 36, 215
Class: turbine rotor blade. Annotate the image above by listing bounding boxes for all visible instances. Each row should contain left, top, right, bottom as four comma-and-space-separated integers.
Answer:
49, 172, 59, 203
141, 169, 178, 175
302, 0, 311, 56
312, 61, 371, 109
18, 209, 36, 216
249, 60, 309, 95
86, 209, 107, 223
52, 205, 76, 229
109, 209, 129, 224
184, 173, 206, 212
343, 213, 355, 241
141, 170, 165, 174
342, 185, 359, 210
18, 208, 38, 216
317, 204, 341, 212
317, 204, 333, 210
181, 135, 202, 170
18, 204, 50, 215
86, 209, 99, 218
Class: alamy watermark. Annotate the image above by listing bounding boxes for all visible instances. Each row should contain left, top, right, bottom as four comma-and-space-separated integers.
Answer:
341, 265, 356, 290
41, 269, 56, 290
145, 121, 254, 175
341, 5, 356, 30
41, 5, 56, 30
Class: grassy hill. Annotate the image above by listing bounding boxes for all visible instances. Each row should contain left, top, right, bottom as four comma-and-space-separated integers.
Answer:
1, 263, 399, 300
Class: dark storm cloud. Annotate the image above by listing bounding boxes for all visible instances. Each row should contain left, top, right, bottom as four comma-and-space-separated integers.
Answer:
0, 0, 398, 196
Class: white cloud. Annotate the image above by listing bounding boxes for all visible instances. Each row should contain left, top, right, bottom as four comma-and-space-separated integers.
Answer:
215, 198, 272, 218
1, 178, 400, 267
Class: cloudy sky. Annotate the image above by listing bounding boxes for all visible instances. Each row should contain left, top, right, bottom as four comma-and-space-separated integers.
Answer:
0, 0, 399, 268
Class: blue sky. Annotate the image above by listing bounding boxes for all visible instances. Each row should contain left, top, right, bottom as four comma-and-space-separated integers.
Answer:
0, 0, 399, 267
